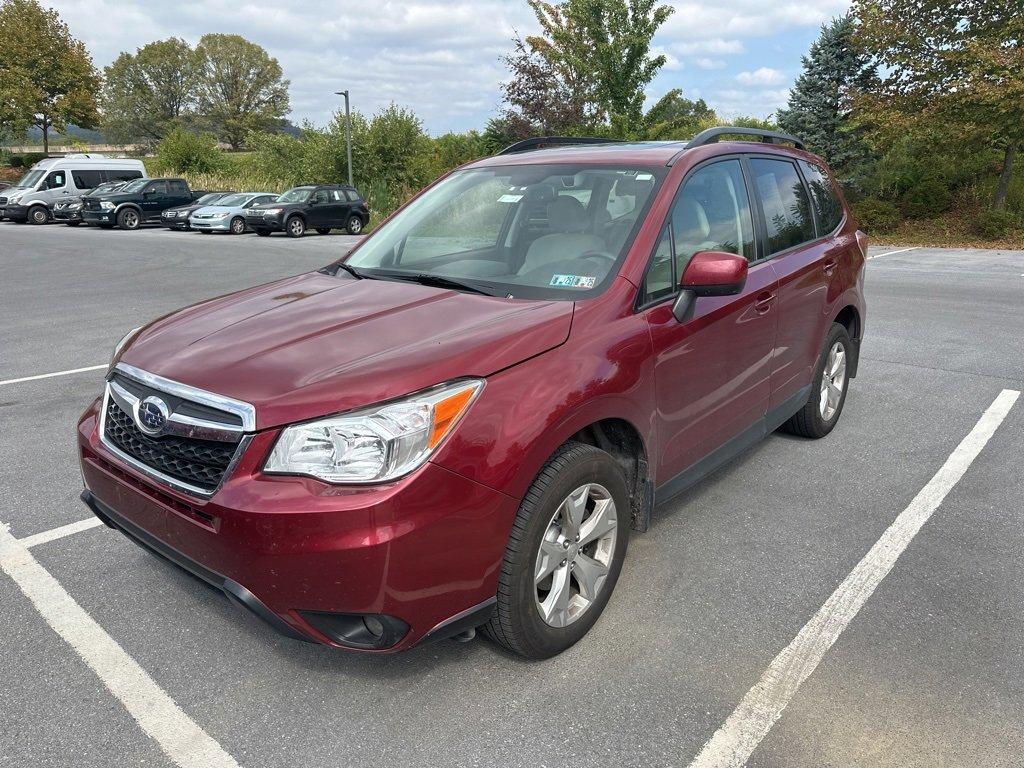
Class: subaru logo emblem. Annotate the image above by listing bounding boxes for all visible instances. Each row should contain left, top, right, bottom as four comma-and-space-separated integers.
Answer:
135, 396, 170, 435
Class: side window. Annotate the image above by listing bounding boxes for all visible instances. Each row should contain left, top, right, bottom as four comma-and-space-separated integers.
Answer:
748, 158, 815, 254
641, 160, 756, 304
110, 171, 142, 182
800, 160, 844, 233
312, 189, 330, 204
46, 171, 65, 189
71, 170, 102, 189
344, 190, 361, 202
329, 189, 346, 202
169, 180, 188, 194
147, 181, 168, 194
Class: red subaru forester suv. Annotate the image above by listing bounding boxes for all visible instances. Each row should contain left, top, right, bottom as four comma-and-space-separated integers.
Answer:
78, 127, 866, 658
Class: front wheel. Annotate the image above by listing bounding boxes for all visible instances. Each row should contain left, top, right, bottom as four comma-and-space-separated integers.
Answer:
345, 216, 363, 235
29, 206, 49, 225
117, 208, 141, 230
781, 323, 853, 438
230, 217, 246, 235
285, 216, 305, 238
483, 442, 629, 659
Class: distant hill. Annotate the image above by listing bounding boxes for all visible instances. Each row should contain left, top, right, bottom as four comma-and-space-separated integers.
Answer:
18, 124, 107, 144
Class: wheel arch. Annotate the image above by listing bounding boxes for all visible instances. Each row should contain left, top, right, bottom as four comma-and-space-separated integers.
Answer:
832, 303, 861, 377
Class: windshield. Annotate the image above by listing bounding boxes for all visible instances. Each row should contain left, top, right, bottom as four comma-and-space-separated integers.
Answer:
120, 179, 149, 193
195, 193, 225, 205
278, 187, 312, 203
214, 193, 251, 207
14, 170, 45, 189
345, 165, 663, 300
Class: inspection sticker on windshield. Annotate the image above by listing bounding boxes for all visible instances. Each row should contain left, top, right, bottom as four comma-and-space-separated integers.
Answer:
550, 274, 596, 289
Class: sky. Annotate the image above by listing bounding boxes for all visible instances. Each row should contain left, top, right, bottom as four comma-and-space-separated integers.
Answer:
45, 0, 852, 135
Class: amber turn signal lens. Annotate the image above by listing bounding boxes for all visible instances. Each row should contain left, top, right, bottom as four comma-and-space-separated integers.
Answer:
429, 387, 477, 448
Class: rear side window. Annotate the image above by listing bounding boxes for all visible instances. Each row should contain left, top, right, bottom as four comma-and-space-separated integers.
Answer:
344, 190, 361, 202
800, 161, 844, 233
108, 170, 143, 182
749, 158, 815, 254
71, 169, 103, 189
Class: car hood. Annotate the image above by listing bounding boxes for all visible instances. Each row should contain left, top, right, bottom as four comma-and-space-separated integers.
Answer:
192, 205, 242, 216
120, 271, 574, 430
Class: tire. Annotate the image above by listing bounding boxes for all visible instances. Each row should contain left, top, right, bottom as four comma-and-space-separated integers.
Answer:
116, 208, 141, 230
482, 442, 630, 659
230, 217, 246, 235
29, 206, 48, 225
255, 229, 271, 237
345, 216, 364, 235
781, 323, 853, 439
285, 215, 305, 238
316, 227, 331, 235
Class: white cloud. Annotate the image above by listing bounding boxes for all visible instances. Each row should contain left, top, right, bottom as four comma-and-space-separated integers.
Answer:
694, 58, 726, 70
735, 67, 787, 86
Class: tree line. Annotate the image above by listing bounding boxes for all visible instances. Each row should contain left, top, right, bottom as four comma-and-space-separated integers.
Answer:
1, 0, 1019, 237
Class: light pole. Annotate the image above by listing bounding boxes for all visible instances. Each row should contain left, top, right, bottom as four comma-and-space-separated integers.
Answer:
334, 90, 354, 187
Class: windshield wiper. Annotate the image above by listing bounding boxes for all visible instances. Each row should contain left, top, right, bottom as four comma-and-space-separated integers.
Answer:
386, 272, 495, 296
334, 262, 364, 280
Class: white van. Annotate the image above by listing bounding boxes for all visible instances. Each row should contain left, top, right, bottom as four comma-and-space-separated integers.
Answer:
0, 155, 147, 224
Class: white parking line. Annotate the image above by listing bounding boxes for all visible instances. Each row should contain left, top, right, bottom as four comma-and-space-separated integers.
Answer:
19, 517, 105, 549
0, 522, 241, 768
686, 388, 1020, 768
0, 364, 107, 386
867, 246, 917, 260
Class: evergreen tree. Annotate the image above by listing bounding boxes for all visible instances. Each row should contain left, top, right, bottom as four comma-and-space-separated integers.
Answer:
777, 14, 873, 169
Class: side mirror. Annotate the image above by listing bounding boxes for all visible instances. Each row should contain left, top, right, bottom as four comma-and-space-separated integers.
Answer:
672, 250, 749, 322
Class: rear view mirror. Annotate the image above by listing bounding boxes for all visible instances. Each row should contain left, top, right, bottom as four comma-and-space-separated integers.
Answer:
672, 250, 749, 322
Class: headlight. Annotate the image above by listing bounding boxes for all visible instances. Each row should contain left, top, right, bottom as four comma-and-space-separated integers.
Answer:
110, 326, 142, 366
69, 203, 82, 210
178, 210, 190, 217
265, 379, 483, 484
100, 201, 115, 210
210, 212, 230, 219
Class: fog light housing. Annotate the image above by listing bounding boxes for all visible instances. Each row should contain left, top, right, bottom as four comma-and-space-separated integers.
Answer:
298, 611, 409, 650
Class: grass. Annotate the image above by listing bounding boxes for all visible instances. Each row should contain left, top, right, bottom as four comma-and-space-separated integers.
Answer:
871, 206, 1024, 250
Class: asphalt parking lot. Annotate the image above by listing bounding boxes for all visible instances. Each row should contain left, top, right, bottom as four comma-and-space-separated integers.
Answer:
1, 222, 1022, 768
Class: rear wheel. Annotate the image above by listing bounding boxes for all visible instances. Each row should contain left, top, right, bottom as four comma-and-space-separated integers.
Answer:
116, 208, 140, 231
286, 216, 305, 238
29, 205, 48, 225
230, 217, 246, 235
345, 215, 363, 235
316, 227, 331, 235
483, 442, 629, 659
781, 323, 852, 438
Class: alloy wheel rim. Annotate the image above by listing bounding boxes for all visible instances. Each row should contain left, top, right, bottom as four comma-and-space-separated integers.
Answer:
350, 218, 362, 233
819, 341, 846, 421
124, 211, 138, 228
534, 483, 617, 628
289, 219, 303, 235
232, 219, 244, 234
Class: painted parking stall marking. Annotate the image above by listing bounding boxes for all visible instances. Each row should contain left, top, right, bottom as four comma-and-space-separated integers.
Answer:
686, 388, 1020, 768
867, 246, 918, 260
0, 522, 242, 768
0, 363, 107, 387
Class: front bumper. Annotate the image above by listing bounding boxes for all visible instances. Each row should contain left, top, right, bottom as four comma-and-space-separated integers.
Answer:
1, 204, 29, 221
53, 208, 83, 222
190, 218, 232, 231
77, 398, 514, 652
82, 210, 114, 224
246, 214, 284, 231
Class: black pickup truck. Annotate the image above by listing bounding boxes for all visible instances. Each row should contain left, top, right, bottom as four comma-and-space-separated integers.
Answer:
81, 178, 197, 230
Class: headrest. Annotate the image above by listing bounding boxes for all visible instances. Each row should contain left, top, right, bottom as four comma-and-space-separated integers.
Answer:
547, 196, 589, 233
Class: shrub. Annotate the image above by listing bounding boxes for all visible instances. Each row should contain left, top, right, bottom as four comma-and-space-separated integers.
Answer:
153, 129, 223, 175
850, 197, 901, 233
972, 209, 1019, 239
898, 177, 953, 219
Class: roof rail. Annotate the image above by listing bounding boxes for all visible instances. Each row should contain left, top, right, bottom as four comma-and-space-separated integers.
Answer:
497, 136, 620, 155
667, 126, 805, 165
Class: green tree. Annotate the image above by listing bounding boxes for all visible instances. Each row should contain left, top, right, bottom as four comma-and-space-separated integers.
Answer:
100, 38, 202, 145
153, 129, 222, 174
195, 34, 290, 150
853, 0, 1024, 210
0, 0, 99, 152
776, 15, 874, 170
642, 90, 717, 139
364, 104, 436, 191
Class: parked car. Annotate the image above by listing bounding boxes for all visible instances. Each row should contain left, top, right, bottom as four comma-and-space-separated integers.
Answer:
189, 192, 279, 234
246, 184, 369, 237
160, 192, 236, 231
81, 177, 193, 230
52, 180, 130, 226
79, 127, 866, 658
0, 155, 145, 224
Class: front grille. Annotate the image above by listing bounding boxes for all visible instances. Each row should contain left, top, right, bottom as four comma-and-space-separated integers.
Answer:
104, 400, 238, 492
0, 197, 8, 205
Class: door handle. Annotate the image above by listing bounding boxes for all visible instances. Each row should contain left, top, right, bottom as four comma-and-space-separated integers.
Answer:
823, 258, 838, 275
754, 291, 775, 313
